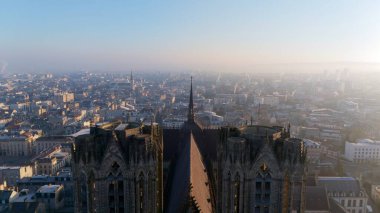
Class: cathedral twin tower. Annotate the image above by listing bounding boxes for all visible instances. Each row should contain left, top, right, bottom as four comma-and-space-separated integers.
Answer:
72, 78, 306, 213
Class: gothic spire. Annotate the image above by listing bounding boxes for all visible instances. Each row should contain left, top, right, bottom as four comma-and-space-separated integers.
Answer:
188, 76, 194, 123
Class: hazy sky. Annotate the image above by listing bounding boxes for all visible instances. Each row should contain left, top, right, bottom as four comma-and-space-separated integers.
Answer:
0, 0, 379, 73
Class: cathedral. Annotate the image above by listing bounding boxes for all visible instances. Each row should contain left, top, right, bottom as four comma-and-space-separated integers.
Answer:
72, 78, 306, 213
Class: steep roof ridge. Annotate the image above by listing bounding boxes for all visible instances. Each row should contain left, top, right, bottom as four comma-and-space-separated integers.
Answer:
189, 132, 212, 213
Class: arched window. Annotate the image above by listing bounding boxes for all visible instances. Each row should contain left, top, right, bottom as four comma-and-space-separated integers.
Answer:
255, 173, 263, 203
234, 174, 240, 213
138, 172, 145, 212
79, 172, 88, 212
118, 176, 124, 212
108, 183, 115, 212
150, 173, 157, 210
87, 172, 95, 211
108, 162, 124, 213
264, 173, 271, 203
255, 163, 272, 209
227, 171, 231, 211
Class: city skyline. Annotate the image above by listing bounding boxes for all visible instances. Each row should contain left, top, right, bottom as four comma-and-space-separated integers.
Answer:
1, 1, 380, 212
1, 0, 380, 73
0, 71, 379, 212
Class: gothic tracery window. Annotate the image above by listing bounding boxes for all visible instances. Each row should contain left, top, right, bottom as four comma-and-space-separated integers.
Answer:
139, 172, 145, 212
227, 171, 231, 211
107, 162, 124, 213
79, 172, 88, 212
233, 174, 240, 213
255, 163, 272, 212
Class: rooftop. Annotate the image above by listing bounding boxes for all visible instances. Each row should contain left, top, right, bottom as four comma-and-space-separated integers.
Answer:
0, 136, 27, 142
317, 177, 364, 195
29, 175, 50, 181
0, 166, 22, 170
318, 176, 355, 181
355, 139, 380, 145
115, 123, 129, 131
305, 186, 329, 211
303, 139, 321, 147
35, 135, 68, 142
11, 189, 36, 203
239, 125, 278, 136
18, 174, 71, 183
166, 132, 212, 213
70, 128, 90, 137
189, 133, 212, 213
51, 151, 69, 158
37, 185, 61, 194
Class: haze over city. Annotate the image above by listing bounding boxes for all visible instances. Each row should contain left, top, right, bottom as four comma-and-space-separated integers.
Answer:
1, 0, 380, 73
1, 1, 380, 213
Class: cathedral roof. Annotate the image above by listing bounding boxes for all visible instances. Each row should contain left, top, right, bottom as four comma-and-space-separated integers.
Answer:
190, 127, 219, 161
239, 125, 278, 136
163, 125, 219, 162
189, 133, 212, 212
163, 129, 183, 161
166, 132, 212, 213
163, 76, 218, 162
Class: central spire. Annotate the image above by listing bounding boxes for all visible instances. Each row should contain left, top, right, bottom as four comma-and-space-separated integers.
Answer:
188, 76, 194, 123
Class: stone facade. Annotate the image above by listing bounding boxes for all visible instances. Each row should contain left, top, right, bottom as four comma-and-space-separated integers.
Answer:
72, 122, 163, 213
217, 125, 306, 213
0, 136, 32, 156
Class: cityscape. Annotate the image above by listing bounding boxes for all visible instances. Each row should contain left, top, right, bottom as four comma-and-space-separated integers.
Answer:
0, 71, 379, 212
1, 1, 380, 213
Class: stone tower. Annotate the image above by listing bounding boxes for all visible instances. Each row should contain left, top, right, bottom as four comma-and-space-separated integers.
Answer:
216, 125, 306, 213
72, 121, 163, 213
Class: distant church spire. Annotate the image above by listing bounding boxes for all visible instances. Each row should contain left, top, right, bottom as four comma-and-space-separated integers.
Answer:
130, 71, 134, 91
188, 76, 194, 123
